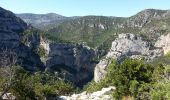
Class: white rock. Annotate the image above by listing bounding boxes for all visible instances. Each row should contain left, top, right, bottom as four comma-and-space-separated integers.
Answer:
59, 86, 115, 100
94, 33, 163, 82
155, 33, 170, 54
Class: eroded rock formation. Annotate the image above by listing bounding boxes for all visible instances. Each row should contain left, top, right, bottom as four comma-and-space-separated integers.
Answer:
94, 33, 163, 82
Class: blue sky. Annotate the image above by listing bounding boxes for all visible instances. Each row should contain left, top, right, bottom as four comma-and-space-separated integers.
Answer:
0, 0, 170, 17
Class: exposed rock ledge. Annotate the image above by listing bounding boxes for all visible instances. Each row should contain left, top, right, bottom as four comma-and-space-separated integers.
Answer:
94, 33, 163, 82
58, 86, 115, 100
155, 33, 170, 54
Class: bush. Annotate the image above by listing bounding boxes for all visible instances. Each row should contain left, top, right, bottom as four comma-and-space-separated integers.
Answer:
83, 60, 117, 93
83, 80, 108, 93
33, 72, 75, 99
0, 66, 76, 99
165, 51, 170, 57
85, 59, 156, 99
149, 65, 170, 100
111, 59, 154, 99
150, 81, 170, 100
11, 66, 37, 100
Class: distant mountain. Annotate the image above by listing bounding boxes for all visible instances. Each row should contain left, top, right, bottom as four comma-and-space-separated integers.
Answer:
46, 9, 170, 49
16, 13, 70, 30
48, 16, 126, 48
2, 6, 170, 88
17, 9, 170, 56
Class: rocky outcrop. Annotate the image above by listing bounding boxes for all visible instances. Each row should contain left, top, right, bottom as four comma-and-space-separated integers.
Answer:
46, 43, 97, 86
125, 9, 168, 28
0, 7, 44, 71
58, 86, 115, 100
155, 33, 170, 55
94, 33, 163, 82
0, 5, 97, 84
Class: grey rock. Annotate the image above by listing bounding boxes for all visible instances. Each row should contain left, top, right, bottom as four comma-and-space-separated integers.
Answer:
0, 7, 44, 71
58, 86, 115, 100
46, 43, 97, 86
125, 9, 167, 28
155, 33, 170, 55
94, 33, 163, 82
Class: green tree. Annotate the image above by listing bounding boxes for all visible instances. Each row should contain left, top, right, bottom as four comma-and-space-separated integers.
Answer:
11, 66, 36, 100
149, 65, 170, 100
108, 59, 154, 99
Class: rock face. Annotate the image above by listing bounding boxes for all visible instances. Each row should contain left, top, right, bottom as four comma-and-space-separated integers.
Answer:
46, 43, 97, 86
58, 86, 115, 100
94, 33, 163, 82
125, 9, 168, 28
6, 12, 98, 85
0, 7, 44, 71
0, 7, 27, 32
155, 33, 170, 54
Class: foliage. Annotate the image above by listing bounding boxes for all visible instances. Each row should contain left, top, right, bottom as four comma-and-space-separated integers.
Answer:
11, 66, 36, 100
84, 59, 162, 99
83, 60, 117, 93
149, 65, 170, 100
0, 66, 76, 99
37, 46, 47, 58
165, 51, 170, 58
109, 59, 154, 99
47, 16, 126, 48
150, 81, 170, 100
33, 72, 75, 99
83, 80, 108, 93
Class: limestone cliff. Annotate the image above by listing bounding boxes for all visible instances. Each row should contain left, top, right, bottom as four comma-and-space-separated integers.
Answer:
0, 7, 44, 71
46, 43, 97, 86
94, 33, 163, 82
155, 33, 170, 55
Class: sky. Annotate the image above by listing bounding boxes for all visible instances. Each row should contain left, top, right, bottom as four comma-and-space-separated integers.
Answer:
0, 0, 170, 17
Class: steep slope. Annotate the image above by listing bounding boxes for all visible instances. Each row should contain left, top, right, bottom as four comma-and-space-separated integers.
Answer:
125, 9, 167, 28
0, 7, 44, 71
14, 8, 170, 86
48, 16, 126, 48
94, 33, 164, 82
0, 7, 99, 86
46, 9, 170, 50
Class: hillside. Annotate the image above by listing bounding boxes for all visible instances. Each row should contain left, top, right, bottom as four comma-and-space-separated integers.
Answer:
40, 9, 169, 54
0, 7, 44, 71
1, 6, 170, 99
16, 13, 70, 30
16, 9, 170, 58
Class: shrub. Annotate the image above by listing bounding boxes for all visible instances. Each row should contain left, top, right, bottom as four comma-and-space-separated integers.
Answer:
0, 66, 76, 99
149, 65, 170, 100
111, 59, 154, 99
33, 72, 75, 99
165, 51, 170, 57
83, 60, 117, 93
83, 80, 108, 93
85, 59, 156, 99
11, 66, 37, 100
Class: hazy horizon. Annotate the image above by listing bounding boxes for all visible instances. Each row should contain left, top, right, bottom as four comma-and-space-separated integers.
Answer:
1, 0, 170, 17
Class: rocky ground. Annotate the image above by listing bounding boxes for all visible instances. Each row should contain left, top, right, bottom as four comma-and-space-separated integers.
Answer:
58, 86, 115, 100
